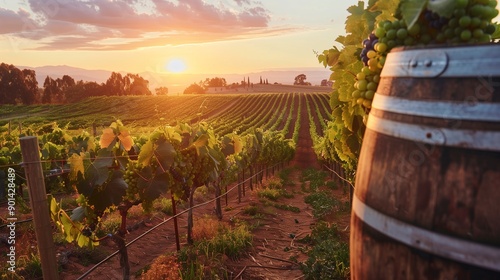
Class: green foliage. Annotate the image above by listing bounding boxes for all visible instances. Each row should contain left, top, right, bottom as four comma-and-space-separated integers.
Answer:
301, 222, 350, 280
18, 253, 43, 279
304, 191, 337, 218
243, 205, 259, 216
195, 224, 253, 259
315, 1, 381, 174
152, 197, 174, 215
301, 168, 328, 192
258, 188, 282, 201
178, 223, 252, 279
272, 203, 300, 213
257, 176, 292, 201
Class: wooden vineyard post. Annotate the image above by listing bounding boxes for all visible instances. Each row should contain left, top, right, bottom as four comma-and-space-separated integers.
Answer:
225, 184, 228, 206
170, 190, 180, 251
249, 166, 253, 191
242, 170, 245, 197
237, 173, 241, 203
19, 136, 59, 280
8, 120, 11, 135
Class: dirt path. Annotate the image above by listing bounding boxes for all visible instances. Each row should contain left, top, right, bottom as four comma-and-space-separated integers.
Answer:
291, 93, 320, 169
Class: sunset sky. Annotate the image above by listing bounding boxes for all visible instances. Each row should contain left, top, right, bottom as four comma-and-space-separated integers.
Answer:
0, 0, 357, 75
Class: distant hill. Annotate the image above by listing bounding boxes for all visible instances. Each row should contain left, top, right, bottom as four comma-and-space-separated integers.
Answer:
17, 65, 332, 94
20, 65, 113, 84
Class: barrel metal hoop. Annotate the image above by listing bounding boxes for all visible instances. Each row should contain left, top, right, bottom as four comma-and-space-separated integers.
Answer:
367, 114, 500, 151
381, 44, 500, 77
371, 94, 500, 122
353, 195, 500, 272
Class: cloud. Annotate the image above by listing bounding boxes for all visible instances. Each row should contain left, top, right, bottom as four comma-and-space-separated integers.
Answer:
0, 8, 40, 35
0, 0, 278, 50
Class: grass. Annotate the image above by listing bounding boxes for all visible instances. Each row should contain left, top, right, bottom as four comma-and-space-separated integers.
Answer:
301, 168, 328, 192
256, 176, 294, 200
152, 197, 174, 215
257, 188, 281, 200
304, 191, 337, 219
242, 205, 259, 216
97, 211, 121, 236
177, 217, 252, 279
300, 222, 350, 280
298, 168, 351, 279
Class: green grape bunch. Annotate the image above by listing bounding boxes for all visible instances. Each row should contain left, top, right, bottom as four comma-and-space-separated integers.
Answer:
123, 160, 140, 201
353, 0, 498, 110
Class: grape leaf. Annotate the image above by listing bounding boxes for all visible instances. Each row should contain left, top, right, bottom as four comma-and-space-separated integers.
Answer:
427, 0, 456, 18
70, 206, 85, 222
75, 172, 93, 197
68, 153, 84, 181
87, 137, 96, 152
91, 171, 127, 212
77, 234, 90, 247
138, 140, 153, 166
163, 126, 182, 143
342, 108, 355, 131
142, 172, 170, 203
49, 195, 59, 221
117, 130, 133, 151
60, 214, 75, 243
99, 128, 116, 149
192, 134, 209, 156
103, 174, 127, 205
155, 139, 176, 171
221, 135, 235, 156
401, 0, 427, 29
373, 0, 399, 22
86, 149, 113, 186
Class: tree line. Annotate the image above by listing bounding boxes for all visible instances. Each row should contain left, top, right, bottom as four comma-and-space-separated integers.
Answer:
183, 76, 275, 94
0, 63, 168, 105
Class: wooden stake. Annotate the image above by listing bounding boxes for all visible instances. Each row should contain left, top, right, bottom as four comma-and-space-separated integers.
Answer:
170, 190, 180, 251
20, 136, 59, 280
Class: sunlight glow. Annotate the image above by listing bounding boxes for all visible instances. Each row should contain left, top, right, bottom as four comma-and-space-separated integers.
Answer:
166, 59, 187, 73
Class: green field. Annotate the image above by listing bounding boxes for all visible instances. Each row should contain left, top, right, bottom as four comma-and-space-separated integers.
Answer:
0, 92, 332, 138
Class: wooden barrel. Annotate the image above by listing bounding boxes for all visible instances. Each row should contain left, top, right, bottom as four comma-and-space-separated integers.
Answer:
351, 44, 500, 279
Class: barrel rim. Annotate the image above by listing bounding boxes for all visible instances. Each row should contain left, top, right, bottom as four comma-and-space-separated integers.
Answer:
381, 43, 500, 78
390, 42, 500, 52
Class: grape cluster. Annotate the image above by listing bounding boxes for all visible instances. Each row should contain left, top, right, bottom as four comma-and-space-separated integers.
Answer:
124, 161, 140, 201
434, 0, 498, 44
352, 0, 498, 109
424, 10, 449, 30
360, 33, 379, 67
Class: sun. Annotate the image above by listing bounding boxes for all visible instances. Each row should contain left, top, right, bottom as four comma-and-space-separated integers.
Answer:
166, 58, 187, 73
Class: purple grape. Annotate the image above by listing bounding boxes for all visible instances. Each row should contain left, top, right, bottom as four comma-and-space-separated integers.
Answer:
363, 39, 370, 47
